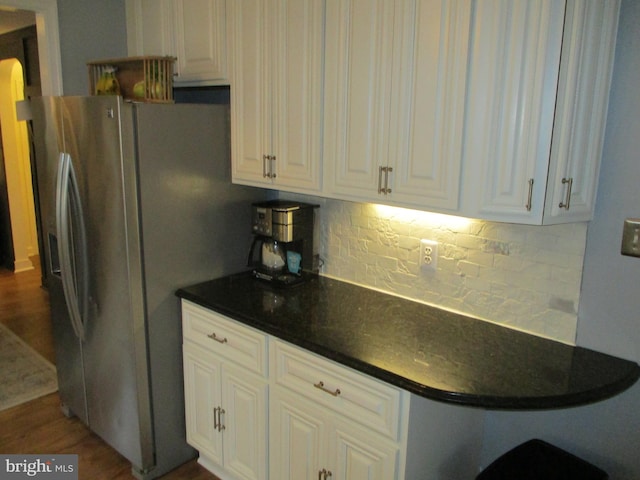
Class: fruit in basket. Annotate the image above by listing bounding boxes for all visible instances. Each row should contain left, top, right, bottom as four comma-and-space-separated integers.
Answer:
132, 80, 164, 100
151, 81, 164, 99
133, 80, 145, 98
96, 67, 120, 95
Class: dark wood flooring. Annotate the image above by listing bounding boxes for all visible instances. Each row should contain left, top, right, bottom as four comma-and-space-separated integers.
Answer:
0, 257, 218, 479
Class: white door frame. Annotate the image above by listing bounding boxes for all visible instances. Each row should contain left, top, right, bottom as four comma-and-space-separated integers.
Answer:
1, 0, 63, 95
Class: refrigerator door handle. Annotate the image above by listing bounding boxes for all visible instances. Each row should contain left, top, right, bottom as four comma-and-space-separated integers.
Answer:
56, 152, 89, 341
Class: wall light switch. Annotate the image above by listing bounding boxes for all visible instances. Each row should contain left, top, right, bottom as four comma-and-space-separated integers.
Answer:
621, 218, 640, 258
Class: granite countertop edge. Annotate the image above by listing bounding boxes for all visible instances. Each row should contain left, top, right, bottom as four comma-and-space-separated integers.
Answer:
176, 273, 640, 410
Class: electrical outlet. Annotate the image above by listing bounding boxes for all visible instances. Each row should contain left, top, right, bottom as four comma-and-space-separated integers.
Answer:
419, 239, 438, 271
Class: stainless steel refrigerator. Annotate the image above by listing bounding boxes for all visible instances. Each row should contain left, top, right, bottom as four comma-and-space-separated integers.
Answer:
31, 96, 262, 479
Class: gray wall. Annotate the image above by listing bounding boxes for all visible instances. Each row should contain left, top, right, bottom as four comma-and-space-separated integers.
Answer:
480, 1, 640, 478
57, 0, 127, 95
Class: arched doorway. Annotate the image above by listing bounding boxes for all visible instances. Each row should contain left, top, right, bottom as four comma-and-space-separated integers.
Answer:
0, 58, 37, 271
0, 0, 63, 278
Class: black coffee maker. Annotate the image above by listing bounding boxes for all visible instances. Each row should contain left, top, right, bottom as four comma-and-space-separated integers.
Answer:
247, 200, 319, 286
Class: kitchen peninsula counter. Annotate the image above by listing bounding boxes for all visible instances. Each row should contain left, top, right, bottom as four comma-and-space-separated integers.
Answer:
176, 272, 640, 410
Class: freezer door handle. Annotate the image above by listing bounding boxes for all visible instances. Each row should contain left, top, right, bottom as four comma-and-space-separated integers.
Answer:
56, 152, 89, 341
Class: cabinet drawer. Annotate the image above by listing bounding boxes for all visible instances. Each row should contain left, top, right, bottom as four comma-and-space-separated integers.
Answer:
182, 301, 267, 377
271, 340, 404, 441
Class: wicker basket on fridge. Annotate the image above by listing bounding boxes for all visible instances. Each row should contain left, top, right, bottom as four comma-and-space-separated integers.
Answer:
87, 56, 176, 103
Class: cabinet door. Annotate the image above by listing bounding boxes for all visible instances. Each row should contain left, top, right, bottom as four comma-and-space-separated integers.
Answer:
330, 419, 400, 480
270, 388, 327, 480
230, 0, 323, 192
221, 366, 268, 480
461, 0, 565, 223
543, 0, 620, 223
229, 0, 273, 186
174, 0, 228, 85
183, 343, 223, 465
323, 0, 395, 201
126, 0, 175, 57
270, 0, 324, 192
388, 0, 471, 210
271, 386, 401, 480
324, 0, 470, 210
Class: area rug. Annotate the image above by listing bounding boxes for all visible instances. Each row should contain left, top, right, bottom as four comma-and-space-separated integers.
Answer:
0, 323, 58, 411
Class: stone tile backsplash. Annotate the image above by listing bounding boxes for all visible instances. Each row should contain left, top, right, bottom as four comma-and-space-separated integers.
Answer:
283, 194, 587, 344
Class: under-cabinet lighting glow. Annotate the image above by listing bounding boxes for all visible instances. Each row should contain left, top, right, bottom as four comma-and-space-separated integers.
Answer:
373, 204, 472, 230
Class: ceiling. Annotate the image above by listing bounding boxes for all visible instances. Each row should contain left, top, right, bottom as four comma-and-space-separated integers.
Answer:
0, 7, 36, 35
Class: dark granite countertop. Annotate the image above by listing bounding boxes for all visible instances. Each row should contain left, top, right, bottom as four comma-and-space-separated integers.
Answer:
176, 272, 640, 410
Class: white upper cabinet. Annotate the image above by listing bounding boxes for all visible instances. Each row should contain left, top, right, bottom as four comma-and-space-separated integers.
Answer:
174, 0, 228, 85
390, 1, 471, 210
542, 0, 620, 223
461, 0, 620, 224
322, 0, 394, 201
127, 0, 619, 224
126, 0, 229, 86
323, 0, 471, 211
126, 0, 175, 57
229, 0, 324, 193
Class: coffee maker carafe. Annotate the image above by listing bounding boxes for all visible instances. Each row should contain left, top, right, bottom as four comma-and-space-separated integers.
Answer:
247, 200, 319, 286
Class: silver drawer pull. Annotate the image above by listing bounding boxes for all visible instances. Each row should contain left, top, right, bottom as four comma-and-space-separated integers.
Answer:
207, 332, 228, 344
314, 381, 341, 397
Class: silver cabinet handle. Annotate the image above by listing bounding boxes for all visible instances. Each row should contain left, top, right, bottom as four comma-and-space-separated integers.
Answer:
263, 155, 277, 178
213, 406, 226, 432
207, 332, 228, 344
318, 469, 333, 479
385, 166, 393, 194
526, 178, 534, 211
314, 381, 341, 397
270, 155, 277, 179
218, 407, 225, 431
559, 177, 573, 209
378, 166, 393, 195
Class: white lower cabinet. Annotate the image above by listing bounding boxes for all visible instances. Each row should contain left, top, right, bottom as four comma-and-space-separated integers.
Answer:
270, 388, 400, 480
182, 302, 268, 480
269, 339, 403, 479
268, 339, 485, 480
182, 301, 485, 480
183, 344, 267, 480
